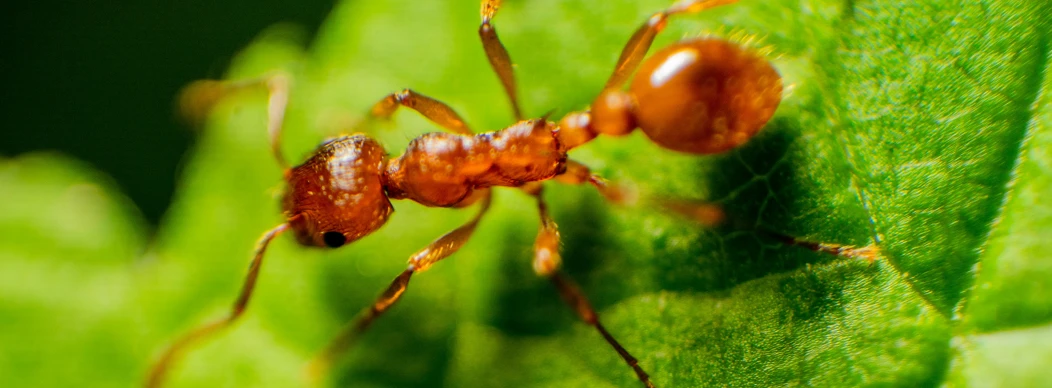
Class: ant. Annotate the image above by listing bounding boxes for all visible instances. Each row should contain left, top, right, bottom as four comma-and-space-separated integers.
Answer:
144, 0, 820, 386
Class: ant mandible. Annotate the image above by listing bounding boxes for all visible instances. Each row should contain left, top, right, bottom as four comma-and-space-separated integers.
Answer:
147, 0, 782, 387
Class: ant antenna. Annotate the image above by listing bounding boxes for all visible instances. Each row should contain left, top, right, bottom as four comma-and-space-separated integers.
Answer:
265, 73, 292, 170
176, 73, 293, 170
144, 221, 291, 388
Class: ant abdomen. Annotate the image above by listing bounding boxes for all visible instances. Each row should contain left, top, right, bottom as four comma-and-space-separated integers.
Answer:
629, 38, 782, 154
284, 135, 393, 248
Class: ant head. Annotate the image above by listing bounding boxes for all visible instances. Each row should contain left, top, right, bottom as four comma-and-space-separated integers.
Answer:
283, 135, 393, 248
628, 38, 782, 154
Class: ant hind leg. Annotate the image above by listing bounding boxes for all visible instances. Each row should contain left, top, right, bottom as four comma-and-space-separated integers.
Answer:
603, 0, 740, 90
555, 159, 725, 227
763, 230, 882, 263
556, 161, 878, 263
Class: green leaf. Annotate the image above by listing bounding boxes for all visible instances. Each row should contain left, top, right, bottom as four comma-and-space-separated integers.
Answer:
2, 0, 1050, 387
0, 154, 148, 386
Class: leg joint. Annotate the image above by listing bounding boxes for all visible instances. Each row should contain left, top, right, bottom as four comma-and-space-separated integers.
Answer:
646, 12, 668, 29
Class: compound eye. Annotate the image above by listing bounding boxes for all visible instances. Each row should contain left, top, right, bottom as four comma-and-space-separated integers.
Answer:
322, 231, 347, 248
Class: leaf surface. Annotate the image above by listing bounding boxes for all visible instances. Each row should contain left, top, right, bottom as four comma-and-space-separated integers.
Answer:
1, 0, 1049, 387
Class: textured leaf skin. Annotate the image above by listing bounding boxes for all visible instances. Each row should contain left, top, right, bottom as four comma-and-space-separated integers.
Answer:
0, 1, 1050, 387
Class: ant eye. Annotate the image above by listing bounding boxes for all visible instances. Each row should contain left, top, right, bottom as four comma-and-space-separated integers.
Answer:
322, 231, 347, 248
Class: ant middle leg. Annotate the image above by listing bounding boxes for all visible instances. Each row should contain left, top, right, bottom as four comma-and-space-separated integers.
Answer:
307, 193, 492, 380
365, 0, 526, 134
530, 189, 656, 388
479, 0, 523, 120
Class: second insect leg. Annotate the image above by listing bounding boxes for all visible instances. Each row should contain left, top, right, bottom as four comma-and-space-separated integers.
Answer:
530, 189, 656, 388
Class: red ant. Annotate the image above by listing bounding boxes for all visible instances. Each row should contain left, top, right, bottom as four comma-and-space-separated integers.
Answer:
146, 0, 788, 387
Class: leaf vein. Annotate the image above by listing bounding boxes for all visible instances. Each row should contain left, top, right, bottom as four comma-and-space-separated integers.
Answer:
957, 6, 1052, 323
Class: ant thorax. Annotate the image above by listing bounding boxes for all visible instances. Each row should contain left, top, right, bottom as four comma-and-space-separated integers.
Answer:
384, 119, 567, 207
283, 135, 393, 248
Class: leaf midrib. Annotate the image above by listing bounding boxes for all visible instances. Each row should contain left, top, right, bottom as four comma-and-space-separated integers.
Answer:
826, 0, 1052, 349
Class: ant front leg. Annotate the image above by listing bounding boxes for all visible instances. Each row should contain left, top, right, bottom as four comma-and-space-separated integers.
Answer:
479, 0, 523, 120
366, 89, 475, 135
530, 189, 656, 388
307, 194, 492, 382
145, 222, 291, 388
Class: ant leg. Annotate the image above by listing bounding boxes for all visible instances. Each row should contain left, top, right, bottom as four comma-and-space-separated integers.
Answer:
307, 193, 492, 380
178, 73, 293, 169
556, 161, 878, 262
763, 230, 881, 263
530, 190, 655, 388
366, 89, 474, 135
552, 159, 636, 205
604, 0, 739, 89
145, 222, 291, 388
555, 160, 725, 226
479, 0, 523, 120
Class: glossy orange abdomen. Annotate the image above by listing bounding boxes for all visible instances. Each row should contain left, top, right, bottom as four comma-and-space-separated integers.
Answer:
630, 39, 782, 154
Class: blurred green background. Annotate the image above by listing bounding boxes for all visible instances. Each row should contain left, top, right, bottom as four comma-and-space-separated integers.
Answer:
1, 0, 333, 225
2, 0, 1051, 387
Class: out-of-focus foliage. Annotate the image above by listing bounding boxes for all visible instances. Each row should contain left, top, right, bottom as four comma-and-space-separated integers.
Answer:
1, 0, 1050, 387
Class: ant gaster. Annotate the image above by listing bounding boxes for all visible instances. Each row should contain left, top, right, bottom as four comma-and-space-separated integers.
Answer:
148, 0, 783, 387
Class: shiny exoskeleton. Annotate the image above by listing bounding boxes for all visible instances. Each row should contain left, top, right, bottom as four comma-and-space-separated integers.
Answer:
147, 1, 782, 388
290, 38, 779, 249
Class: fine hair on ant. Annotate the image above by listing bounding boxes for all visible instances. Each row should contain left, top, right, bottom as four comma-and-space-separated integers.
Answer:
146, 0, 793, 387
